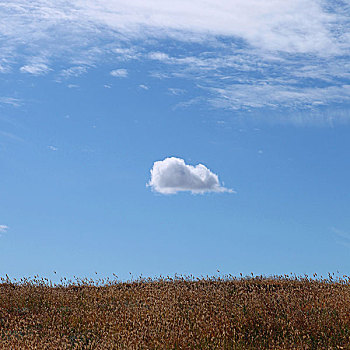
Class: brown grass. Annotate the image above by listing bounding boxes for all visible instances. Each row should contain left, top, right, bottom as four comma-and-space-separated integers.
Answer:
0, 274, 350, 349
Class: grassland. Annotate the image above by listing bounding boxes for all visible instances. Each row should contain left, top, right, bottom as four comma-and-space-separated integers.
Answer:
0, 274, 350, 349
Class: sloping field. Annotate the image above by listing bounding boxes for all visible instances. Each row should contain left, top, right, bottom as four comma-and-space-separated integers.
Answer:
0, 275, 349, 349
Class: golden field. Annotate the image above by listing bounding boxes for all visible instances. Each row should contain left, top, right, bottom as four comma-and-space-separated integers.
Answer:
0, 274, 349, 349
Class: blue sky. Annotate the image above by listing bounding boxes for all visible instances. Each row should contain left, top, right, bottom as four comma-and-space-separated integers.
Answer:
1, 0, 350, 281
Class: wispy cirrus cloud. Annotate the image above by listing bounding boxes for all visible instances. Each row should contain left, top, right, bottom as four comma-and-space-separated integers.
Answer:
0, 225, 8, 238
0, 130, 24, 143
331, 227, 350, 248
1, 0, 347, 58
110, 69, 128, 78
146, 49, 350, 112
59, 66, 88, 79
0, 0, 350, 122
168, 88, 186, 96
0, 225, 8, 234
209, 84, 350, 111
20, 63, 50, 75
0, 97, 21, 107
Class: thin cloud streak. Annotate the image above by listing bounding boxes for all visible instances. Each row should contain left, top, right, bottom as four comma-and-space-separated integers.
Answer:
331, 227, 350, 249
0, 97, 22, 107
0, 225, 8, 234
110, 69, 128, 78
20, 63, 50, 75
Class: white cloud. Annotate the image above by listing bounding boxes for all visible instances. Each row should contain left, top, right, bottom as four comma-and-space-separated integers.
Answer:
168, 88, 185, 95
1, 1, 348, 63
139, 84, 149, 90
113, 47, 140, 60
148, 52, 170, 61
0, 225, 8, 234
209, 84, 350, 111
147, 157, 233, 194
110, 69, 128, 78
76, 0, 344, 55
60, 66, 88, 79
48, 145, 58, 151
0, 1, 350, 122
0, 97, 21, 107
20, 63, 50, 75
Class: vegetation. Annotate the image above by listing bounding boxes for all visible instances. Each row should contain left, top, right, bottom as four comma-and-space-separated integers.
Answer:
0, 274, 350, 349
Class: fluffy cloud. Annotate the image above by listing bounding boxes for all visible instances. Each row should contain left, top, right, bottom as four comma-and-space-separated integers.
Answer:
147, 157, 233, 194
0, 225, 8, 233
110, 69, 128, 78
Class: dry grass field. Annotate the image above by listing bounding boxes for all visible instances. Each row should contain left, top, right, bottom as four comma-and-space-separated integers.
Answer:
0, 274, 350, 349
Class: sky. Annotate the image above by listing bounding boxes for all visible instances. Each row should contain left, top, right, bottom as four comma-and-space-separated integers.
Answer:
1, 0, 350, 281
